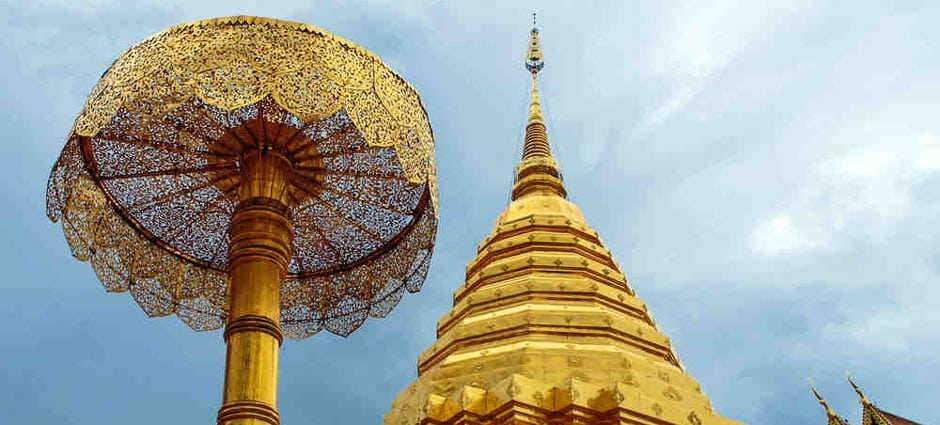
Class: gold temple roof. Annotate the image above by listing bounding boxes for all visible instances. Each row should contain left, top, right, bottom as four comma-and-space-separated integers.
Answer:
811, 379, 851, 425
808, 375, 924, 425
385, 19, 742, 425
850, 375, 923, 425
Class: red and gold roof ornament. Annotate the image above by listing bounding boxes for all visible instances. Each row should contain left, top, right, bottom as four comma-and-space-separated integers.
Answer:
849, 374, 923, 425
810, 379, 852, 425
808, 375, 924, 425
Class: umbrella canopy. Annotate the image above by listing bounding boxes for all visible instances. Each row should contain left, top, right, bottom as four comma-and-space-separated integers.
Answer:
46, 16, 438, 339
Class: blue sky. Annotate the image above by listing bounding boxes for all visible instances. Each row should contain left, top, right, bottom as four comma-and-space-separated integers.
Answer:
2, 1, 938, 424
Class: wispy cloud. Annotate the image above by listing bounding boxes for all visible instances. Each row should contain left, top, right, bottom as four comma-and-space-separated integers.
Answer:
752, 128, 940, 258
634, 0, 814, 135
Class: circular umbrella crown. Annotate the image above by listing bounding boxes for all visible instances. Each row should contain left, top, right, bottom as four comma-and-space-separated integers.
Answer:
46, 16, 438, 338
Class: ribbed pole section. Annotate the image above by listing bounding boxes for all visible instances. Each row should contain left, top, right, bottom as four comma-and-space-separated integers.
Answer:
218, 151, 293, 425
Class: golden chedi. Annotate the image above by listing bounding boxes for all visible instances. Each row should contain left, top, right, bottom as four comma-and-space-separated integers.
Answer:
385, 20, 742, 425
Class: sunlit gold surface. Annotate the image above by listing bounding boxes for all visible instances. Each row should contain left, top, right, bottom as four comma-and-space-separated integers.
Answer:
810, 380, 850, 425
45, 16, 438, 338
384, 23, 741, 425
848, 375, 900, 425
45, 15, 439, 425
70, 16, 435, 197
218, 152, 291, 425
810, 375, 919, 425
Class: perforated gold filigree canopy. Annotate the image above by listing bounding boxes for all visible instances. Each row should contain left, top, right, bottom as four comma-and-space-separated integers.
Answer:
45, 16, 438, 338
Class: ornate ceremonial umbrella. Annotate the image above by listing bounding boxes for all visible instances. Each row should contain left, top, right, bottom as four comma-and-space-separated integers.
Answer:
45, 16, 437, 425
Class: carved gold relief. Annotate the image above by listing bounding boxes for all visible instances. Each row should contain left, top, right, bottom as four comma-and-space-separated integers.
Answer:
46, 16, 438, 338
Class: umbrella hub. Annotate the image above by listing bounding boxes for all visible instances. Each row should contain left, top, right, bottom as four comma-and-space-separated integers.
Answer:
209, 112, 327, 207
237, 150, 295, 209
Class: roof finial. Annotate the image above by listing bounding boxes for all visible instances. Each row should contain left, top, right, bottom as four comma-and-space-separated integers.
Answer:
846, 372, 872, 405
808, 378, 838, 417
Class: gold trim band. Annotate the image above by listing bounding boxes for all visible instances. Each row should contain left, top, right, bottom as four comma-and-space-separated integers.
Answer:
224, 315, 284, 345
217, 400, 280, 425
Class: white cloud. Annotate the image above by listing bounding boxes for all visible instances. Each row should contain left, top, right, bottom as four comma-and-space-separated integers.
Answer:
819, 256, 940, 355
752, 128, 940, 257
752, 212, 828, 256
635, 0, 814, 135
914, 133, 940, 171
833, 304, 940, 353
630, 81, 702, 138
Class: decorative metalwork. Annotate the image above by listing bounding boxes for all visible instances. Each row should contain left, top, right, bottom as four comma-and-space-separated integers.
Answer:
383, 20, 743, 425
45, 16, 438, 338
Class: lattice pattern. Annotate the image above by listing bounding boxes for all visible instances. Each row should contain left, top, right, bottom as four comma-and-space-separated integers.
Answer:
68, 16, 436, 207
45, 17, 438, 338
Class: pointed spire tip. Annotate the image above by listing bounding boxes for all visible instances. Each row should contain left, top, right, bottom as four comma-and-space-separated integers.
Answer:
808, 379, 839, 418
525, 12, 544, 74
846, 372, 872, 404
512, 16, 566, 200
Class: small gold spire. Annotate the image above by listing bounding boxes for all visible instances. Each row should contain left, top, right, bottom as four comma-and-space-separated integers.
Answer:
512, 13, 565, 200
528, 76, 544, 124
522, 13, 548, 157
525, 13, 545, 125
525, 13, 544, 75
808, 378, 838, 417
846, 372, 872, 404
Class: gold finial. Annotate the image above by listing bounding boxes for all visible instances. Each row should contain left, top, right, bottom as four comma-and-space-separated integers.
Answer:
525, 13, 544, 75
846, 372, 872, 404
808, 378, 838, 417
524, 13, 545, 124
513, 15, 565, 200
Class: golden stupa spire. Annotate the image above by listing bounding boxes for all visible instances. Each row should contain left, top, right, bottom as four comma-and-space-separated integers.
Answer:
384, 17, 742, 425
526, 74, 545, 127
525, 13, 545, 127
513, 14, 566, 200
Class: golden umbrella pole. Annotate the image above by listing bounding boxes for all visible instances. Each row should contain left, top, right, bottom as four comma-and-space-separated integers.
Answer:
45, 16, 439, 425
220, 151, 293, 425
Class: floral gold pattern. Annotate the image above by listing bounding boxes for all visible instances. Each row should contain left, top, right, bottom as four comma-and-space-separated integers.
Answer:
46, 16, 438, 339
